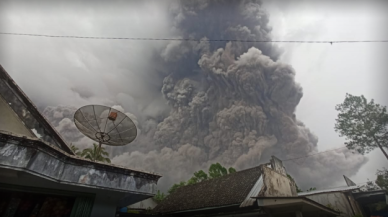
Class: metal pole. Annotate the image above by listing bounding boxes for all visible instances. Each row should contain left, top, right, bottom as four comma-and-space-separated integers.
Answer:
98, 141, 102, 161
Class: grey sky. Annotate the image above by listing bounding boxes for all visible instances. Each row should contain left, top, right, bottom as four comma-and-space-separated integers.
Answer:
264, 0, 388, 186
0, 0, 387, 190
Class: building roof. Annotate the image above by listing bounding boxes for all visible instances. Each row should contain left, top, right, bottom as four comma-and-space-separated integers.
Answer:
298, 186, 360, 196
254, 196, 340, 216
0, 130, 162, 192
0, 65, 73, 154
352, 190, 388, 207
153, 166, 262, 214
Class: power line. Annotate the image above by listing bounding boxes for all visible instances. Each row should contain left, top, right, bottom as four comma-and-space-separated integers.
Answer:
1, 32, 388, 44
301, 181, 371, 192
281, 146, 348, 162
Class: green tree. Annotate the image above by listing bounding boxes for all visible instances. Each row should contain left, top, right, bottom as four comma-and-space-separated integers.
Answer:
335, 93, 388, 159
208, 163, 228, 178
228, 167, 237, 174
70, 143, 82, 156
363, 180, 380, 191
168, 181, 186, 195
376, 168, 388, 190
81, 143, 111, 163
306, 187, 317, 192
154, 190, 166, 202
166, 163, 237, 197
187, 170, 208, 185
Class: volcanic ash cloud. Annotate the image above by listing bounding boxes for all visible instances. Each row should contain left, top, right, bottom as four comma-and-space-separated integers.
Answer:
43, 0, 367, 190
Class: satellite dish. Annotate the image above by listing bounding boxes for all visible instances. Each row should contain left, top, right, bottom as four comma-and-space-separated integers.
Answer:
74, 105, 137, 158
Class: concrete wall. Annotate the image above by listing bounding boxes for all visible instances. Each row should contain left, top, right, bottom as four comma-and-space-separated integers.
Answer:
0, 140, 159, 195
260, 166, 297, 197
305, 192, 359, 217
0, 95, 34, 137
128, 198, 158, 210
0, 136, 160, 217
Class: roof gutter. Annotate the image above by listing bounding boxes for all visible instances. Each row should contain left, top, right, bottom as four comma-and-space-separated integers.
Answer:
169, 203, 241, 214
253, 196, 340, 215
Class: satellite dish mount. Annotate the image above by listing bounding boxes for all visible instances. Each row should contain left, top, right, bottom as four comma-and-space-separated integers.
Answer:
74, 105, 138, 161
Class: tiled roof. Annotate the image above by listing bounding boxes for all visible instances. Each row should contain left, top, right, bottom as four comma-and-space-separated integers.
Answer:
154, 166, 262, 214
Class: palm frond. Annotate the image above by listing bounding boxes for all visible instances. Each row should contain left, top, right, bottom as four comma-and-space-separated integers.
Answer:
78, 143, 111, 163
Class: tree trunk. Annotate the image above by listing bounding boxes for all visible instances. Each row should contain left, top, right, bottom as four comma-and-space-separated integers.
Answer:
373, 136, 388, 160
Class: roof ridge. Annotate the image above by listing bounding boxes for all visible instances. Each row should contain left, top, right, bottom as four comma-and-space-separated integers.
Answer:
155, 165, 263, 213
175, 165, 262, 190
0, 65, 73, 154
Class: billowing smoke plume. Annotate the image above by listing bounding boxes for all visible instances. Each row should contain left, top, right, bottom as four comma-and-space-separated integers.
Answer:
42, 0, 367, 191
43, 106, 94, 150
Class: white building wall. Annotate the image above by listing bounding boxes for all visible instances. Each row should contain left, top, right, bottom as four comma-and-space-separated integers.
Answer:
0, 95, 34, 137
261, 166, 297, 197
128, 198, 158, 210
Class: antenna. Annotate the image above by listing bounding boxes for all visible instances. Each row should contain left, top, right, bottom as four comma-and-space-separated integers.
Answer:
74, 105, 137, 160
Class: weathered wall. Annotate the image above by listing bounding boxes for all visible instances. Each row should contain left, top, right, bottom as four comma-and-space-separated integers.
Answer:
0, 140, 158, 195
259, 166, 297, 197
270, 156, 287, 176
0, 95, 34, 137
0, 66, 72, 153
305, 192, 357, 217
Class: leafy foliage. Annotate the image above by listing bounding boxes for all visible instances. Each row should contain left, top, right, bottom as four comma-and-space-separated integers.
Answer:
167, 181, 187, 195
306, 187, 317, 192
154, 190, 166, 202
81, 143, 111, 163
164, 163, 237, 199
208, 163, 228, 178
359, 168, 388, 192
335, 93, 388, 155
228, 167, 237, 174
70, 143, 82, 156
187, 170, 208, 185
361, 179, 380, 192
376, 168, 388, 190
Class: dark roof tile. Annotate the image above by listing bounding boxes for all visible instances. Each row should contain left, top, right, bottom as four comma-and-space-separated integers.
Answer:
154, 166, 262, 213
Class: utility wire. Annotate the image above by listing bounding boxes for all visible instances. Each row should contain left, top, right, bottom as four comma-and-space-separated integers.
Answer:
281, 146, 348, 162
1, 32, 388, 43
300, 181, 372, 192
0, 31, 378, 166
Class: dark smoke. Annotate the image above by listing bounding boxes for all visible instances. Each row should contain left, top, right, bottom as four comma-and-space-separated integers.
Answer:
42, 0, 367, 191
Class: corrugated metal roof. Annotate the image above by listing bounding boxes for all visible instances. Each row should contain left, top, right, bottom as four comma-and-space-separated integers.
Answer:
298, 186, 360, 196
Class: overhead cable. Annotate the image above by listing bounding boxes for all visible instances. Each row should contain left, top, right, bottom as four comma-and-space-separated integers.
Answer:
1, 32, 388, 44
